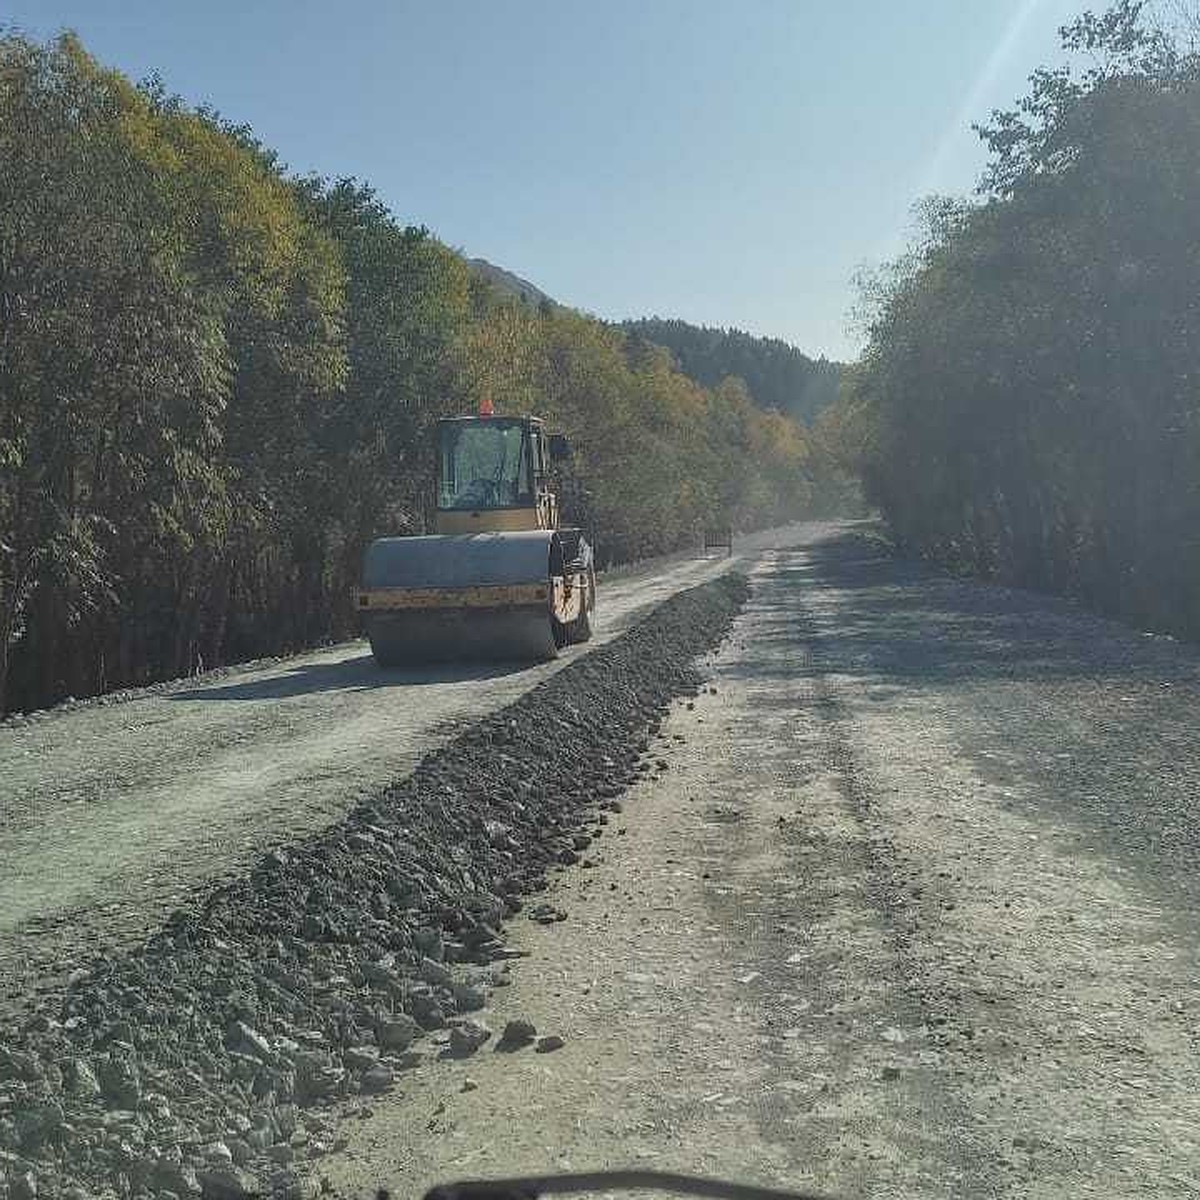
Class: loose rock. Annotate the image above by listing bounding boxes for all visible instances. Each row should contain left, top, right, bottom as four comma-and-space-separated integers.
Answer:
495, 1019, 537, 1052
376, 1016, 418, 1052
419, 957, 453, 988
452, 983, 487, 1012
360, 1065, 394, 1095
447, 1021, 492, 1058
196, 1166, 258, 1200
0, 575, 748, 1200
10, 1171, 37, 1200
341, 1047, 379, 1073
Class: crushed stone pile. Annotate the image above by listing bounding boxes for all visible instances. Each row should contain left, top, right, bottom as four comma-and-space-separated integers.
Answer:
0, 574, 748, 1200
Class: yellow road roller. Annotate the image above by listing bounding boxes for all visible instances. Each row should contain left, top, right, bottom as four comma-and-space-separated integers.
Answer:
356, 410, 596, 665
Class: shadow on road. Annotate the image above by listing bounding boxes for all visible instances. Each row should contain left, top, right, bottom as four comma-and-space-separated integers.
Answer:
734, 530, 1200, 912
731, 534, 1200, 689
170, 652, 532, 702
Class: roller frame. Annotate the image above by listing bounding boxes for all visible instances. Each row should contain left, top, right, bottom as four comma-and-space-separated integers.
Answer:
357, 529, 594, 665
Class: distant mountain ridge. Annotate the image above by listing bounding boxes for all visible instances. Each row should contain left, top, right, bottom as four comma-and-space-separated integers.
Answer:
621, 317, 843, 426
467, 258, 556, 309
464, 259, 840, 425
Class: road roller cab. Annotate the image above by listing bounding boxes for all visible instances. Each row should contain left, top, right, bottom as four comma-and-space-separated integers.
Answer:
356, 411, 595, 665
435, 414, 564, 534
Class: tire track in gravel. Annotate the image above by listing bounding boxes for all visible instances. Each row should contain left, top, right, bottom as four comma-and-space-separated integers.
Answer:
793, 537, 1200, 1196
320, 535, 1200, 1200
316, 549, 990, 1200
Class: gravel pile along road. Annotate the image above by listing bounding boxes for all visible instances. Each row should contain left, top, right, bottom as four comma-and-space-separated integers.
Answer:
316, 532, 1200, 1200
0, 575, 748, 1200
0, 538, 778, 1015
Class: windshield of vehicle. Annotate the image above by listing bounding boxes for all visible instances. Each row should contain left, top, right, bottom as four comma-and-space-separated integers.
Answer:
437, 420, 533, 510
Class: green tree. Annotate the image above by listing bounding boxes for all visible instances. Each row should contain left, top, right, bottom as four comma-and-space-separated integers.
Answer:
0, 34, 229, 708
0, 29, 831, 713
842, 1, 1200, 634
295, 178, 471, 625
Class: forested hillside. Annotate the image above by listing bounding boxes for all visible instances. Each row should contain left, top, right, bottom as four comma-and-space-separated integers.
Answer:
0, 33, 842, 715
831, 0, 1200, 639
621, 318, 842, 425
466, 258, 556, 310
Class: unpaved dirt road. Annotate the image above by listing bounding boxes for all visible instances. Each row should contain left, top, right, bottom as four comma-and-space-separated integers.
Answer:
319, 531, 1200, 1199
0, 533, 800, 1011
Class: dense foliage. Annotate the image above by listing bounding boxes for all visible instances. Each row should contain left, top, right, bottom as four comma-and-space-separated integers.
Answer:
0, 33, 834, 714
462, 305, 830, 562
621, 318, 843, 425
834, 2, 1200, 637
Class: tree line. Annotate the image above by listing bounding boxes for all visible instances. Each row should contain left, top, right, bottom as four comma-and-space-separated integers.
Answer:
621, 317, 843, 426
0, 33, 840, 714
831, 1, 1200, 638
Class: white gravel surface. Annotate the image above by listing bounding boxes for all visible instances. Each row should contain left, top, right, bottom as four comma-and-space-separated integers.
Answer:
317, 534, 1200, 1199
8, 524, 1194, 1198
0, 534, 798, 1011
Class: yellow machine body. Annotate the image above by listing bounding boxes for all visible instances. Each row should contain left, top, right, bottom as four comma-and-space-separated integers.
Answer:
434, 506, 546, 535
358, 414, 595, 664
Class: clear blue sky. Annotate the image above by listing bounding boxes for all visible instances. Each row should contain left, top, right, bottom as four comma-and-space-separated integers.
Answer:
7, 0, 1085, 359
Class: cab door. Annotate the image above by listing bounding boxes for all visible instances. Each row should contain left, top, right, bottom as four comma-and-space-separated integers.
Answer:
532, 427, 558, 530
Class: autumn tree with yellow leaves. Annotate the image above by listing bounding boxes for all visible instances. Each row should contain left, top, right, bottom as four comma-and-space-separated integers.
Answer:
0, 32, 833, 713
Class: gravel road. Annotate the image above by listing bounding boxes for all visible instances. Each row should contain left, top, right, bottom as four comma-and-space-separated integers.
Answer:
0, 532, 806, 1015
0, 567, 751, 1200
319, 530, 1200, 1199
